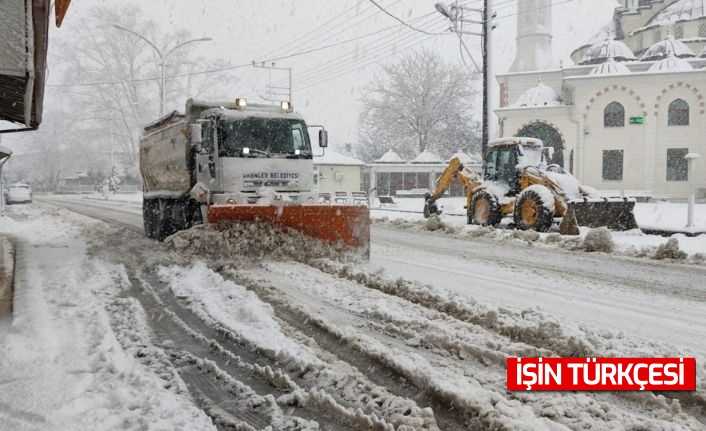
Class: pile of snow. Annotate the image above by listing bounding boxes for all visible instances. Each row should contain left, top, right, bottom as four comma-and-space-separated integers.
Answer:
0, 204, 214, 430
583, 227, 614, 253
158, 263, 319, 366
374, 216, 706, 264
165, 221, 356, 264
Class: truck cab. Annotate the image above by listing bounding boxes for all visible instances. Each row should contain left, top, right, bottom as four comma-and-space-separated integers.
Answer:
191, 99, 326, 206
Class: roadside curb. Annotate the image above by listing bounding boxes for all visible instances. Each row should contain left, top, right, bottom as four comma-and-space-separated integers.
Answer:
0, 235, 15, 315
640, 227, 706, 238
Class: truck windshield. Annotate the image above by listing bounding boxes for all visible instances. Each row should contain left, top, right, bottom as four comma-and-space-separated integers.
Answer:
217, 117, 312, 157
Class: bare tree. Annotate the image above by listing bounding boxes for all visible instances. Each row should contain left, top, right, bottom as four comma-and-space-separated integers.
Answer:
52, 4, 236, 177
356, 49, 480, 161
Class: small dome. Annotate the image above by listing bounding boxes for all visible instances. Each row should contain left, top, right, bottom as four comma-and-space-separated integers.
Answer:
589, 57, 632, 75
580, 39, 636, 65
648, 52, 694, 72
641, 37, 695, 61
375, 149, 404, 163
412, 150, 443, 164
514, 82, 561, 108
649, 0, 706, 26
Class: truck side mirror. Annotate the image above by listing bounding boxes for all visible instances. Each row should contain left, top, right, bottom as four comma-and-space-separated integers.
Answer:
319, 130, 328, 148
190, 124, 203, 151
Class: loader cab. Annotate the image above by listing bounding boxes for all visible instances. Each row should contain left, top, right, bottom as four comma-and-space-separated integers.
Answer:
483, 145, 520, 194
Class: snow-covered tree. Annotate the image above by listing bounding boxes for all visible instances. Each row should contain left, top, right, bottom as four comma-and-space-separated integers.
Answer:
53, 4, 236, 174
356, 49, 481, 161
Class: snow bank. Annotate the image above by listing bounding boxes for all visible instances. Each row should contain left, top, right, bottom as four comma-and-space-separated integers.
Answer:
165, 221, 356, 264
158, 263, 319, 366
0, 205, 214, 430
583, 227, 613, 253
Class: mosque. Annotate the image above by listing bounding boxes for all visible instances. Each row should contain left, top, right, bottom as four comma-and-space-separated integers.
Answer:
495, 0, 706, 199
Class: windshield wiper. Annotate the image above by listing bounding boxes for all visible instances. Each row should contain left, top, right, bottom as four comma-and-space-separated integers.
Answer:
235, 147, 270, 158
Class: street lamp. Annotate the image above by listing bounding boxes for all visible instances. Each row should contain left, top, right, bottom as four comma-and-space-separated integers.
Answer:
112, 24, 212, 117
684, 152, 701, 228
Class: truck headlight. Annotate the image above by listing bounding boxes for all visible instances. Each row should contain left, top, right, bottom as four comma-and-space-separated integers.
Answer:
226, 198, 236, 205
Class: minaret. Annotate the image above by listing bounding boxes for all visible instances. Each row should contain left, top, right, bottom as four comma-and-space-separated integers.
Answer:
509, 0, 554, 72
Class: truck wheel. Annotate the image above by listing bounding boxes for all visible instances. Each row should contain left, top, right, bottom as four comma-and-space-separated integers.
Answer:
155, 199, 177, 241
513, 186, 554, 232
469, 190, 501, 226
143, 199, 158, 239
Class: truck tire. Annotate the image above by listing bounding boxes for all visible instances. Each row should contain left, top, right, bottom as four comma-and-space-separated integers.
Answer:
513, 186, 554, 232
143, 198, 158, 239
144, 197, 201, 241
469, 190, 502, 226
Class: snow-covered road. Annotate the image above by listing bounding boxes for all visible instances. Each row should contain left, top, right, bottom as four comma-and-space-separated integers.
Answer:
41, 196, 706, 360
369, 226, 706, 358
26, 196, 706, 429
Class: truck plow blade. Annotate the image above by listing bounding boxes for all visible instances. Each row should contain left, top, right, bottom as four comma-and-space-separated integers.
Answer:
559, 198, 638, 235
207, 204, 370, 255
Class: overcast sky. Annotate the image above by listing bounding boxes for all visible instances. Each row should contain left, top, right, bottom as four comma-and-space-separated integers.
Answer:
4, 0, 618, 152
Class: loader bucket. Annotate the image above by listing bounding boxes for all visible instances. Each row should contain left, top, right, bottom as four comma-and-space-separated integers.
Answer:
559, 198, 638, 235
207, 204, 370, 256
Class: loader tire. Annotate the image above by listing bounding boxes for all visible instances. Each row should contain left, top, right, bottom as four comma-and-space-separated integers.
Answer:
513, 187, 554, 232
469, 191, 501, 226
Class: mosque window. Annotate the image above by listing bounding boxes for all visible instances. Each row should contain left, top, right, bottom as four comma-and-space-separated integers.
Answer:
653, 29, 662, 44
700, 22, 706, 38
604, 102, 625, 127
673, 25, 684, 39
602, 150, 624, 181
668, 99, 689, 126
666, 148, 689, 181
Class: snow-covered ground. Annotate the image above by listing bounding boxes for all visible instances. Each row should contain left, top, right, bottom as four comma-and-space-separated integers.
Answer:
371, 197, 706, 257
0, 205, 214, 430
5, 198, 705, 429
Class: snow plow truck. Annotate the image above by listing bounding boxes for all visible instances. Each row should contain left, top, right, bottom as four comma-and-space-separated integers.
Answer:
139, 98, 370, 253
424, 137, 638, 235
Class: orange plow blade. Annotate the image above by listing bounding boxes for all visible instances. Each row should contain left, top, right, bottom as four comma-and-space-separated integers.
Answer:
207, 204, 370, 255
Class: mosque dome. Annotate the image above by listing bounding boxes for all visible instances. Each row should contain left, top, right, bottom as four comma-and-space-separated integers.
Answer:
648, 0, 706, 26
648, 52, 694, 72
515, 82, 562, 107
589, 57, 632, 75
580, 38, 636, 65
641, 37, 695, 61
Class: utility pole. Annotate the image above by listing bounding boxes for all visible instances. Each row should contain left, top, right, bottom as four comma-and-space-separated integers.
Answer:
252, 62, 293, 103
435, 0, 495, 152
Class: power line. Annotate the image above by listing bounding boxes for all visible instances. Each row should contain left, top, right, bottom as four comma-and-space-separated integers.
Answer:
261, 0, 400, 62
297, 21, 448, 89
495, 0, 576, 20
259, 0, 369, 60
366, 0, 447, 35
298, 33, 440, 91
46, 62, 253, 87
293, 15, 445, 87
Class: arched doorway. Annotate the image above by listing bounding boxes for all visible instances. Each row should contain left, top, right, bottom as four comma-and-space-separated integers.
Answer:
515, 122, 565, 168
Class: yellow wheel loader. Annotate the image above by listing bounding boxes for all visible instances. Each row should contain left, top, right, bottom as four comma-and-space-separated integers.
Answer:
424, 137, 638, 235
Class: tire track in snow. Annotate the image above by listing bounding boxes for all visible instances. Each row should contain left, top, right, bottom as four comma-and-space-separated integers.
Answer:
221, 269, 471, 431
126, 269, 355, 430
